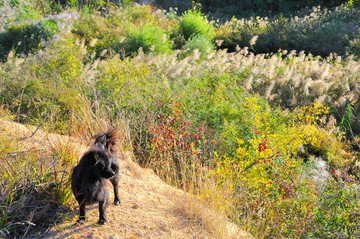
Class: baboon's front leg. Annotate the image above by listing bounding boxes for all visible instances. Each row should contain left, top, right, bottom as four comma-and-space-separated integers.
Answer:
98, 200, 107, 225
110, 174, 120, 205
111, 162, 121, 205
98, 192, 108, 225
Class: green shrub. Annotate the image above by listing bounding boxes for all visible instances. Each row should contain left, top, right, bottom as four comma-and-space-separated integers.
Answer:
126, 3, 155, 22
0, 38, 87, 133
71, 4, 176, 57
0, 19, 59, 60
182, 34, 215, 58
178, 8, 214, 41
309, 178, 360, 238
72, 11, 126, 55
115, 24, 173, 55
200, 100, 355, 238
0, 0, 42, 30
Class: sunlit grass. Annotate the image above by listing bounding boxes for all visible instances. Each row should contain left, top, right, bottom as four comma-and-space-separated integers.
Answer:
0, 1, 360, 238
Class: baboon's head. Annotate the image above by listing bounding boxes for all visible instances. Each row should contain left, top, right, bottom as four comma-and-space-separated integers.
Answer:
93, 129, 117, 156
88, 149, 115, 179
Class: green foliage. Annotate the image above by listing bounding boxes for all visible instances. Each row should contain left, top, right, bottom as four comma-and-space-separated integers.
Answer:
71, 4, 176, 57
189, 98, 355, 237
126, 2, 155, 22
0, 19, 59, 60
70, 0, 104, 8
178, 8, 214, 41
199, 0, 349, 16
32, 0, 64, 16
116, 24, 173, 55
3, 0, 42, 21
16, 2, 42, 21
131, 101, 217, 185
94, 56, 152, 107
182, 34, 215, 58
0, 38, 86, 133
211, 100, 353, 237
215, 6, 360, 57
310, 178, 360, 238
347, 36, 360, 56
71, 11, 125, 54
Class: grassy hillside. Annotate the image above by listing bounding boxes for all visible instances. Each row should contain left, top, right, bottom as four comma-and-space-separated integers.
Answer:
0, 0, 360, 238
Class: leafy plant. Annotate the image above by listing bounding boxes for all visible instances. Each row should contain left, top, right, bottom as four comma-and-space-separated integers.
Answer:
309, 178, 360, 238
0, 19, 59, 60
202, 100, 355, 238
72, 10, 125, 54
131, 100, 217, 186
115, 24, 173, 55
178, 8, 214, 41
182, 34, 215, 58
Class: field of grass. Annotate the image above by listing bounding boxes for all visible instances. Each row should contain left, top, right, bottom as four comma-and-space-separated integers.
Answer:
1, 0, 360, 238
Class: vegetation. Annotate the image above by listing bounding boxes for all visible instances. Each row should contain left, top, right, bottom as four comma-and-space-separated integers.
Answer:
214, 5, 360, 57
0, 0, 360, 238
0, 122, 79, 238
199, 0, 353, 16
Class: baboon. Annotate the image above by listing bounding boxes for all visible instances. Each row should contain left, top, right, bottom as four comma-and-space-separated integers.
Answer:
71, 148, 115, 224
71, 129, 120, 225
92, 129, 121, 206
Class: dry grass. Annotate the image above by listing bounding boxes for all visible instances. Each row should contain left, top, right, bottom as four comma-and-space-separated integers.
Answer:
174, 180, 253, 239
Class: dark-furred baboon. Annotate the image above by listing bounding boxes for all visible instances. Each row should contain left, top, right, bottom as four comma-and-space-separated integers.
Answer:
71, 129, 120, 225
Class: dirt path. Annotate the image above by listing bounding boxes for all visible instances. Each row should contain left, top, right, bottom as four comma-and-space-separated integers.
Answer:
0, 120, 252, 239
45, 156, 210, 239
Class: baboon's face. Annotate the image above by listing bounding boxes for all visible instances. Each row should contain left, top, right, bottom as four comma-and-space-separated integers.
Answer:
93, 151, 115, 179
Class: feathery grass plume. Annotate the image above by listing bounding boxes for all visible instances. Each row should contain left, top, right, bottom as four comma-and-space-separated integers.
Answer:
89, 38, 98, 47
249, 35, 258, 46
182, 34, 215, 58
315, 94, 328, 105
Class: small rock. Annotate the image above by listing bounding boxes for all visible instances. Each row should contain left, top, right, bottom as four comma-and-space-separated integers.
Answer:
158, 225, 166, 232
132, 202, 140, 209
